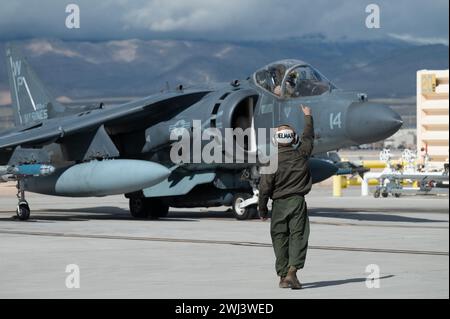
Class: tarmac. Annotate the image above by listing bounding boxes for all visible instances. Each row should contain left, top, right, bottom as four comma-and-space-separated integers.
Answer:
0, 183, 448, 299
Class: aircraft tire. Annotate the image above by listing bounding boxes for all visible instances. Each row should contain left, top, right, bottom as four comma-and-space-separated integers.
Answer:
373, 189, 380, 198
232, 193, 257, 220
147, 199, 169, 219
16, 202, 30, 221
129, 197, 149, 218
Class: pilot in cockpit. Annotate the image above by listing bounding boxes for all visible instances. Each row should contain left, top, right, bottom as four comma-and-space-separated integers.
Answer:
273, 71, 299, 97
274, 71, 299, 97
285, 72, 299, 97
255, 61, 332, 98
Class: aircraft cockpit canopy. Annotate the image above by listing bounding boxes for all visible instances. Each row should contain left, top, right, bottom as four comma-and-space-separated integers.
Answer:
253, 60, 335, 98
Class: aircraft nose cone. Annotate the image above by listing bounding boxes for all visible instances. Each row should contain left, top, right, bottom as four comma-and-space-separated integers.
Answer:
346, 103, 403, 145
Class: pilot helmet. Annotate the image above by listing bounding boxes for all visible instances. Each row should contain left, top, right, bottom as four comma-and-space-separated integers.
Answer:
285, 72, 298, 95
272, 125, 299, 146
287, 72, 298, 85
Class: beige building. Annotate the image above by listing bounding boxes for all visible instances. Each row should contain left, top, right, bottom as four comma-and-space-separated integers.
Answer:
417, 69, 449, 170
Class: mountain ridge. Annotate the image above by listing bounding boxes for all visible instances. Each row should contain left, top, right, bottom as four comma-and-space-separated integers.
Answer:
0, 38, 447, 102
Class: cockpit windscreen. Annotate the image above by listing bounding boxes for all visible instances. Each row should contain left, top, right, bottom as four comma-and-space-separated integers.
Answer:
254, 60, 335, 98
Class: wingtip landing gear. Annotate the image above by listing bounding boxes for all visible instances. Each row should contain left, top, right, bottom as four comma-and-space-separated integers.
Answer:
16, 202, 30, 220
15, 179, 30, 221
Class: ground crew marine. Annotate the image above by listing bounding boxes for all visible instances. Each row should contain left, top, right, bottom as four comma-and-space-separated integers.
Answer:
258, 104, 314, 289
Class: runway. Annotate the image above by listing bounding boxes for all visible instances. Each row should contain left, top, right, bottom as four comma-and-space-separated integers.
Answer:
0, 185, 448, 298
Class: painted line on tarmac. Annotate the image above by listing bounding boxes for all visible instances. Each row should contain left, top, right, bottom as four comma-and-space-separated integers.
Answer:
0, 229, 448, 256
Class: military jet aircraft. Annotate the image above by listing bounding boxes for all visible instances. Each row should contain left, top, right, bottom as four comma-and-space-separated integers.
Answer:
0, 45, 403, 220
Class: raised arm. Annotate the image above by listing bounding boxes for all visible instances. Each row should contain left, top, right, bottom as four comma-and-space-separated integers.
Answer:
298, 105, 315, 158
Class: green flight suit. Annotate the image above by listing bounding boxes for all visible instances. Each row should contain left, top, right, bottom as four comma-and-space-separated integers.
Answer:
258, 115, 314, 277
271, 195, 310, 276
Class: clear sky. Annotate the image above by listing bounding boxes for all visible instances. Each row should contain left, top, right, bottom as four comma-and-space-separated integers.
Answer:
0, 0, 448, 44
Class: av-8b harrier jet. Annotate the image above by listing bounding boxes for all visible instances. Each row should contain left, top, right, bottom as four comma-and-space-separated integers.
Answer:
0, 45, 402, 220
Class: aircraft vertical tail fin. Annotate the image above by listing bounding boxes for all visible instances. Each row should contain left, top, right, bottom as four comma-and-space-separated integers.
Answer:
5, 44, 66, 126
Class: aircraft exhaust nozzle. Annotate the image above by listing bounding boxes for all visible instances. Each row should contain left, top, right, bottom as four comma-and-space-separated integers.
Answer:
25, 160, 171, 197
346, 102, 403, 145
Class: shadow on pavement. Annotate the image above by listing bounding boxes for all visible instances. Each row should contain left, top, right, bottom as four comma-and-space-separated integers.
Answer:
309, 209, 447, 223
0, 207, 207, 222
302, 275, 395, 289
0, 206, 446, 224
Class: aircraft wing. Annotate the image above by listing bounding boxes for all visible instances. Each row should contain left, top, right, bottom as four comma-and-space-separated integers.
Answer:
0, 124, 62, 149
0, 90, 210, 151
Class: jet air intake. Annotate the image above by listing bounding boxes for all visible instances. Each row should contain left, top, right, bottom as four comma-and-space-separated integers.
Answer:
212, 89, 259, 159
142, 89, 260, 165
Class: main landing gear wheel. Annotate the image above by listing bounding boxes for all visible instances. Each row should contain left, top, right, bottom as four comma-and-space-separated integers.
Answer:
15, 179, 30, 221
129, 197, 169, 220
232, 193, 257, 220
129, 197, 149, 218
149, 199, 169, 219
